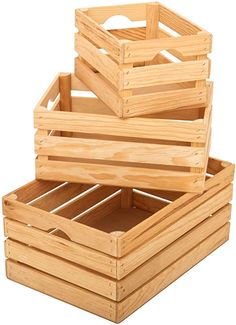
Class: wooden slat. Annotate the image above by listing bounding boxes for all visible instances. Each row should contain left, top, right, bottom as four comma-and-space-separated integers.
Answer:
3, 180, 62, 204
36, 159, 205, 193
75, 10, 121, 62
110, 27, 146, 41
71, 97, 112, 115
75, 34, 120, 88
118, 185, 232, 272
159, 3, 202, 35
56, 185, 119, 219
118, 163, 234, 257
133, 192, 169, 213
4, 218, 117, 278
5, 239, 117, 300
34, 110, 206, 143
116, 224, 230, 322
84, 3, 146, 23
3, 198, 117, 256
123, 87, 207, 117
31, 183, 92, 212
117, 204, 231, 291
123, 33, 212, 63
6, 260, 117, 322
35, 135, 205, 168
75, 58, 123, 117
78, 194, 121, 225
146, 3, 159, 40
123, 60, 209, 89
139, 188, 184, 202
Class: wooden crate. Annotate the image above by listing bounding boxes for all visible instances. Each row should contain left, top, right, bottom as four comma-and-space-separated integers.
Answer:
34, 73, 212, 194
74, 2, 212, 118
3, 158, 234, 322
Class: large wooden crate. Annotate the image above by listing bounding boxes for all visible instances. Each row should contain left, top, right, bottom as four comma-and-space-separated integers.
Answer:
34, 73, 212, 194
75, 2, 212, 118
3, 158, 234, 322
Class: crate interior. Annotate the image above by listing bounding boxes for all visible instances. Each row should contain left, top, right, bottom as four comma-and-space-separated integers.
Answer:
14, 181, 185, 237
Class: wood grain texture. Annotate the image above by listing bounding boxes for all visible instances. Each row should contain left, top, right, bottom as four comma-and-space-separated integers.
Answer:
3, 198, 117, 256
4, 218, 117, 278
6, 260, 117, 322
116, 224, 229, 322
36, 159, 204, 193
5, 239, 117, 300
117, 205, 231, 295
122, 60, 209, 89
35, 135, 205, 168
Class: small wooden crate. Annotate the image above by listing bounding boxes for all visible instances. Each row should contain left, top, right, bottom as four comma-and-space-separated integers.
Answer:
3, 158, 234, 322
34, 73, 212, 194
75, 2, 212, 118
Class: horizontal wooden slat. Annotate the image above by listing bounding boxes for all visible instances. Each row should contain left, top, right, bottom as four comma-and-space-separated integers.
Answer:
117, 204, 231, 290
75, 58, 123, 117
36, 159, 204, 193
3, 180, 62, 204
75, 10, 121, 62
35, 135, 205, 168
75, 34, 120, 88
110, 27, 146, 41
4, 218, 117, 278
3, 198, 117, 256
34, 110, 206, 143
71, 97, 112, 115
123, 87, 207, 117
30, 183, 91, 211
123, 60, 209, 89
123, 33, 212, 63
5, 239, 117, 300
55, 185, 119, 219
6, 260, 117, 322
117, 224, 229, 322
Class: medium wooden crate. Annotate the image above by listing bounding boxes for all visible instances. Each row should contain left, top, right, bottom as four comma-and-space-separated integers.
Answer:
3, 158, 234, 322
74, 2, 212, 118
34, 73, 212, 194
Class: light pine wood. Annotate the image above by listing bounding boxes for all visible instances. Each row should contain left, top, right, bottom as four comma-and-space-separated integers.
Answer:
122, 60, 209, 89
75, 9, 121, 62
117, 185, 232, 272
5, 239, 117, 300
117, 205, 231, 295
75, 34, 120, 88
36, 159, 205, 193
75, 59, 123, 117
3, 197, 117, 256
84, 3, 147, 24
35, 134, 205, 168
74, 2, 212, 118
4, 218, 117, 278
6, 260, 117, 322
122, 33, 211, 63
118, 162, 234, 256
6, 224, 229, 322
116, 225, 230, 322
123, 87, 207, 117
34, 110, 207, 143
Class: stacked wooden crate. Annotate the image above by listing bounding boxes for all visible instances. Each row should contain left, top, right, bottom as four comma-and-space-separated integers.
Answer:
3, 2, 234, 323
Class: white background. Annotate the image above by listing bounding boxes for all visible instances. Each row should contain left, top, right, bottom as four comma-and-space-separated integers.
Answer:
0, 0, 235, 324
